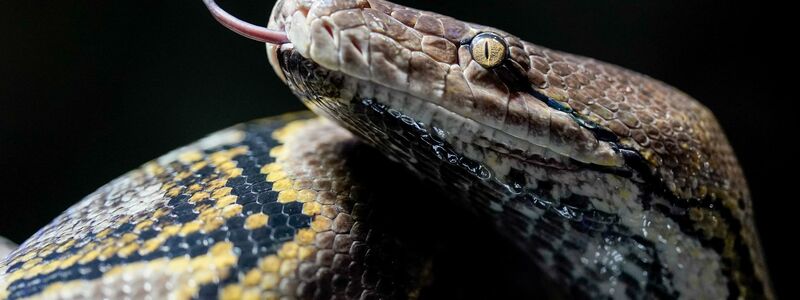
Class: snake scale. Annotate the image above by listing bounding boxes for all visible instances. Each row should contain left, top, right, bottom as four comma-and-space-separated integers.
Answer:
0, 0, 773, 299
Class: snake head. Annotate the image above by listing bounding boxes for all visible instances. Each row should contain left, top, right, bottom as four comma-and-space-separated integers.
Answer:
264, 0, 631, 181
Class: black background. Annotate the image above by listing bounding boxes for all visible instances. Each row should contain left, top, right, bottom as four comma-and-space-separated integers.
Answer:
1, 0, 792, 297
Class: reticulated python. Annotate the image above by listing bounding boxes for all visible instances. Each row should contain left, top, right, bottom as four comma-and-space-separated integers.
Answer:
0, 0, 773, 299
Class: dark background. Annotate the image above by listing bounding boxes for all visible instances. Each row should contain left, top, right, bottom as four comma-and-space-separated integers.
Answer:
1, 0, 792, 297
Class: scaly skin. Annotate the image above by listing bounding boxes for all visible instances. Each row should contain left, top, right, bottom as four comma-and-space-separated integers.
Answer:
0, 114, 444, 299
267, 0, 771, 298
0, 0, 772, 299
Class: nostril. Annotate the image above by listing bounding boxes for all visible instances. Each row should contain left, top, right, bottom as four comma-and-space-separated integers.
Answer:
350, 36, 362, 54
323, 22, 334, 38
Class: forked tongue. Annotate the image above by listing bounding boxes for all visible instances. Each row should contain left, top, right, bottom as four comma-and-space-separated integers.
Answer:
203, 0, 289, 44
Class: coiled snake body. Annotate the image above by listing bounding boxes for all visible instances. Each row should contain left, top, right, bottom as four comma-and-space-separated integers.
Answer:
0, 0, 773, 299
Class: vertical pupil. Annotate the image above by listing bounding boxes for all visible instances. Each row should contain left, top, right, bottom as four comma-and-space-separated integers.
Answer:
484, 40, 490, 59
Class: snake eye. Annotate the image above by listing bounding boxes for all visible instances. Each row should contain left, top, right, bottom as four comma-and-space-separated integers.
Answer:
469, 32, 508, 69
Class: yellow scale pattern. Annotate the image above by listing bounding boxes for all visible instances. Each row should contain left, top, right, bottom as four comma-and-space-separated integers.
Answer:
1, 115, 429, 299
1, 135, 258, 298
218, 120, 328, 300
0, 118, 332, 299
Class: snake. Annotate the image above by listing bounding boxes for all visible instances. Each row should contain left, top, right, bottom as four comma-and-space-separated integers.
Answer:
0, 0, 774, 299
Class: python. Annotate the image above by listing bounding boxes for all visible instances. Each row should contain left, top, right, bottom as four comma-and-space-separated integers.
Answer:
1, 0, 772, 299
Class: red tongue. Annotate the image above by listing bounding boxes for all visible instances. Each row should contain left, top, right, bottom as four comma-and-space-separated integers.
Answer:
203, 0, 289, 44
